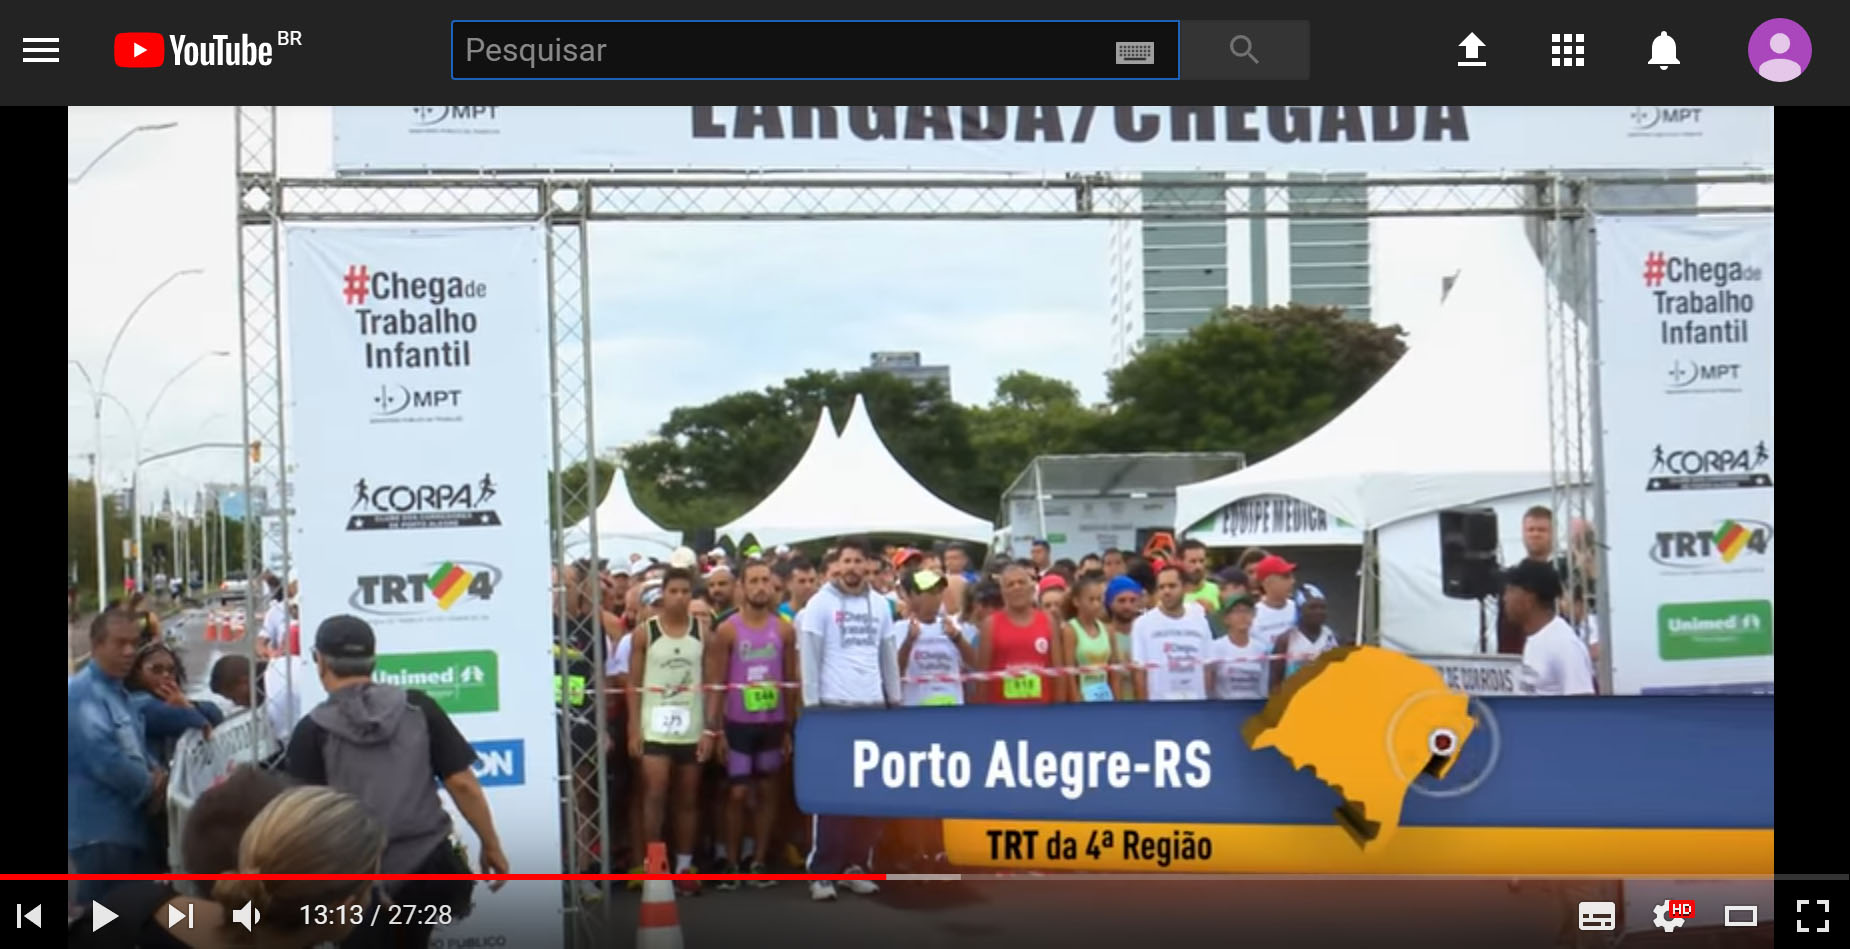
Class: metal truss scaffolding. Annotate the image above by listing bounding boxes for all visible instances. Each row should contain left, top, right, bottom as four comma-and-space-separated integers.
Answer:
231, 106, 1772, 947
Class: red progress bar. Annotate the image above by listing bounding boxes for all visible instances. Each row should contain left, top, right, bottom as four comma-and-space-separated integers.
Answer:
10, 873, 886, 882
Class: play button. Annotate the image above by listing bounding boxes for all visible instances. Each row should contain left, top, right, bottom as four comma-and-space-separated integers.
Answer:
91, 901, 118, 931
113, 32, 165, 67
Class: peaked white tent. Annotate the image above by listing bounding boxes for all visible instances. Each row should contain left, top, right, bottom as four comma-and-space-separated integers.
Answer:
563, 466, 681, 564
719, 395, 993, 547
1173, 243, 1579, 654
1173, 260, 1558, 536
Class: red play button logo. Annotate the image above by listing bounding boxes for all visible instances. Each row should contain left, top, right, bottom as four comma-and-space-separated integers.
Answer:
114, 32, 164, 67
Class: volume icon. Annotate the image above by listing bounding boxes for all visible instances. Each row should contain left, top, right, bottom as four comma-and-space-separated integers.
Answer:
231, 902, 262, 931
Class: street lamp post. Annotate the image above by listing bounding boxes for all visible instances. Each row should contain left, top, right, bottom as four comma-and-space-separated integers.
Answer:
68, 121, 178, 185
70, 267, 204, 611
132, 350, 230, 590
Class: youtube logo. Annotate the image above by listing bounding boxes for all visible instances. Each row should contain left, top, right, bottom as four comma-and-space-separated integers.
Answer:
114, 32, 163, 67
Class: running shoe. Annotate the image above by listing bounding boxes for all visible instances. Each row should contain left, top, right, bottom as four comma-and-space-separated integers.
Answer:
747, 861, 777, 889
714, 863, 741, 892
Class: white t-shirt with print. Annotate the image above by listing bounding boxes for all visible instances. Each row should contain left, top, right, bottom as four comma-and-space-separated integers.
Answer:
1208, 636, 1270, 700
1519, 615, 1596, 696
801, 582, 893, 705
900, 616, 966, 708
1251, 599, 1297, 652
1129, 606, 1214, 701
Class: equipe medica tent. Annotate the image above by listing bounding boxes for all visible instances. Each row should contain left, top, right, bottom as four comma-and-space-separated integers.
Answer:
562, 466, 682, 565
719, 394, 993, 547
1173, 248, 1570, 653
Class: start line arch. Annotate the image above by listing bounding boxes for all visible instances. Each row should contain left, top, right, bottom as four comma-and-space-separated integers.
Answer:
227, 106, 1772, 947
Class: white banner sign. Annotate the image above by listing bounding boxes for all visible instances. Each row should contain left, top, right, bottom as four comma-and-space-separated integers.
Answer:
166, 710, 280, 872
1414, 653, 1524, 696
285, 225, 560, 948
332, 106, 1772, 175
1592, 216, 1774, 695
1190, 493, 1364, 547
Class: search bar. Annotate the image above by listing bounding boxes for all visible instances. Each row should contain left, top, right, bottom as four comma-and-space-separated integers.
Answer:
1180, 20, 1311, 80
452, 20, 1182, 79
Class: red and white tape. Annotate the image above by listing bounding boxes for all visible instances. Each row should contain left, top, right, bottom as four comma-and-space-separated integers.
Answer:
615, 653, 1325, 694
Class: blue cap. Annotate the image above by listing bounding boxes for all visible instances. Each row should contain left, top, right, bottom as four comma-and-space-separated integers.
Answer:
1106, 575, 1143, 605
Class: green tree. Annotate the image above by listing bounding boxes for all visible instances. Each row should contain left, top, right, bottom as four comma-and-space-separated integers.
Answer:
68, 478, 249, 612
622, 369, 984, 526
964, 371, 1108, 511
548, 457, 617, 537
1100, 304, 1407, 461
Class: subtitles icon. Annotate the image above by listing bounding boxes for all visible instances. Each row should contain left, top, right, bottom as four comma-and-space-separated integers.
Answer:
1578, 901, 1617, 931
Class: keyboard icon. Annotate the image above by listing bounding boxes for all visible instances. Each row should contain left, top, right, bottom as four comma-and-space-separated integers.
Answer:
1115, 41, 1154, 65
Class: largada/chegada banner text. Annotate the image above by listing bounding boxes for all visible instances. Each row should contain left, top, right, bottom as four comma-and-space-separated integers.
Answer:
330, 106, 1772, 175
1592, 215, 1774, 695
285, 226, 558, 946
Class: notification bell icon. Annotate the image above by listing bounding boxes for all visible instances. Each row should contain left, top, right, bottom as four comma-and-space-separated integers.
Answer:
1649, 31, 1680, 69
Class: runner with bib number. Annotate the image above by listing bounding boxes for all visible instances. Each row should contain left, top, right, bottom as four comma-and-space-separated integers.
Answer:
1061, 572, 1119, 702
898, 570, 976, 708
627, 567, 710, 896
701, 560, 797, 888
977, 562, 1062, 705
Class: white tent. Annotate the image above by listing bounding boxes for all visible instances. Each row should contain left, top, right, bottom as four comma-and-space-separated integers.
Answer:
563, 466, 681, 565
719, 395, 993, 547
1173, 261, 1558, 537
1173, 244, 1578, 654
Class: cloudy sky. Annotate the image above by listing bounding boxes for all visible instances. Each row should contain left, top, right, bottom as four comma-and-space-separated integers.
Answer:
68, 106, 1768, 513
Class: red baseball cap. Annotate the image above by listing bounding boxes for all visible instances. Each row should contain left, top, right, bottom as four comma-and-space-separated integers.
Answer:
1250, 554, 1298, 584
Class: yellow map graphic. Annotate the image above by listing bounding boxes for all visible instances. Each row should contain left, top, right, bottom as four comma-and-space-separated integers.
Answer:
1243, 646, 1475, 850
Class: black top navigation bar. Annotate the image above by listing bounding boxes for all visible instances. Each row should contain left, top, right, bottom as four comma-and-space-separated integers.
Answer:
6, 9, 1842, 103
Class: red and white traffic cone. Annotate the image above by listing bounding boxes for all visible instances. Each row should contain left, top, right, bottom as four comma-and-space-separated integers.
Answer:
638, 841, 683, 949
203, 614, 220, 642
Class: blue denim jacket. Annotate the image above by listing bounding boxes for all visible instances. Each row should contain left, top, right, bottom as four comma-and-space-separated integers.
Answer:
68, 663, 156, 851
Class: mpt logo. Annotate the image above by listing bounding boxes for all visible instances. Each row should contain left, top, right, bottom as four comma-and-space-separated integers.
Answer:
1665, 360, 1741, 393
350, 560, 500, 617
347, 475, 502, 530
1647, 442, 1772, 491
1630, 107, 1702, 130
471, 739, 524, 787
372, 384, 462, 420
1650, 519, 1772, 570
412, 106, 500, 126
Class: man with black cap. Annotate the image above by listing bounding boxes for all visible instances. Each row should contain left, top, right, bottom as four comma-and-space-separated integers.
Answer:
285, 615, 511, 949
1500, 560, 1594, 696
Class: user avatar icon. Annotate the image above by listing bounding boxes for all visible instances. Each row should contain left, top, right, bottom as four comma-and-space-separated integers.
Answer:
1748, 19, 1811, 82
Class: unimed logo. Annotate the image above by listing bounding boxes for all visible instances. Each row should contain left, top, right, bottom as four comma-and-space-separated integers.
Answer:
472, 739, 525, 787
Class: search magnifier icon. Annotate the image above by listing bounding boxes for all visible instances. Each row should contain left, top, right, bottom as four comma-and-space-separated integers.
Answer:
1229, 34, 1259, 64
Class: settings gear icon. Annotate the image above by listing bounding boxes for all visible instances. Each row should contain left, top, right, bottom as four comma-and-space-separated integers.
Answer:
1653, 901, 1686, 932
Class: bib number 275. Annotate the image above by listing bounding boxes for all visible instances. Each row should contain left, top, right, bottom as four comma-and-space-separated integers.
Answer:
651, 706, 691, 737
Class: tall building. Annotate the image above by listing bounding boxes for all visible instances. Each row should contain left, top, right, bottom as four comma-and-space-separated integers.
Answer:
866, 351, 951, 392
1108, 172, 1375, 368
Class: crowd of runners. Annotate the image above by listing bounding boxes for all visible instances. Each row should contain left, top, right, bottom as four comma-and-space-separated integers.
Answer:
560, 534, 1340, 902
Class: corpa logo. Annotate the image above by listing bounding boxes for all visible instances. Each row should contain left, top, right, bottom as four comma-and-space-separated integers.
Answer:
1649, 519, 1772, 571
347, 475, 501, 530
471, 739, 524, 787
412, 107, 500, 126
1630, 107, 1702, 130
350, 560, 500, 618
1647, 443, 1772, 491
